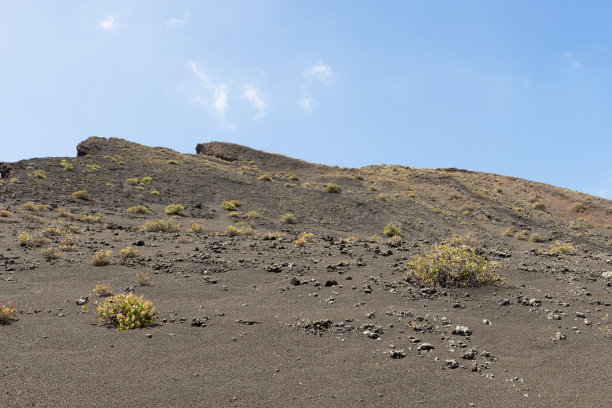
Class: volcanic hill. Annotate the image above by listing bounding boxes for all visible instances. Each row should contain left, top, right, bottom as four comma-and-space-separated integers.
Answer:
0, 137, 610, 407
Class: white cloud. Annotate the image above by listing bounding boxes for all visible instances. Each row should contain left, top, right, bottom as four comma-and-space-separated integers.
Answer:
187, 60, 231, 123
573, 61, 581, 69
299, 96, 313, 113
562, 51, 581, 69
303, 61, 333, 82
562, 51, 573, 57
242, 84, 266, 119
99, 16, 117, 31
168, 17, 185, 27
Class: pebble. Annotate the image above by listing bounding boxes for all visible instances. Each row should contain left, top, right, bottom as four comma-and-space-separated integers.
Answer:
452, 325, 472, 336
445, 359, 459, 369
418, 343, 435, 351
146, 333, 152, 338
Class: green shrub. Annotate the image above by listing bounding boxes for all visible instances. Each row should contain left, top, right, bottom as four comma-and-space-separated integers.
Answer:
150, 190, 160, 196
136, 271, 152, 286
383, 223, 403, 237
97, 293, 156, 330
142, 177, 153, 183
72, 190, 90, 200
187, 222, 204, 234
126, 178, 141, 185
502, 226, 516, 236
41, 247, 61, 260
295, 232, 315, 247
22, 201, 50, 212
326, 183, 341, 193
258, 174, 273, 182
225, 225, 254, 237
369, 235, 382, 243
515, 230, 529, 240
288, 174, 300, 181
533, 201, 546, 211
246, 210, 265, 219
60, 159, 74, 171
91, 250, 112, 266
93, 282, 113, 297
142, 218, 181, 233
529, 233, 544, 242
29, 170, 47, 179
165, 204, 184, 215
281, 213, 296, 224
405, 242, 503, 287
221, 200, 241, 211
0, 209, 12, 218
549, 241, 575, 255
127, 205, 151, 214
0, 302, 18, 324
167, 160, 179, 165
376, 194, 389, 202
119, 246, 141, 260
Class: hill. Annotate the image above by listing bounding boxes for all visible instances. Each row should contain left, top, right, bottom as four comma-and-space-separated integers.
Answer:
0, 137, 610, 407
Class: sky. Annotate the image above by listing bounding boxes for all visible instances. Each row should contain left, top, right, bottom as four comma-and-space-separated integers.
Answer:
1, 1, 611, 198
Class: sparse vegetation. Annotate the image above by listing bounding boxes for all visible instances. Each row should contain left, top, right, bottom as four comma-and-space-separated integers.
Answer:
0, 302, 18, 324
548, 241, 575, 255
60, 159, 74, 171
119, 246, 141, 261
258, 174, 273, 182
493, 187, 503, 194
369, 235, 382, 243
18, 232, 48, 247
142, 176, 153, 183
142, 218, 181, 233
326, 183, 341, 193
187, 222, 204, 234
165, 204, 185, 215
150, 190, 160, 196
136, 271, 152, 286
93, 282, 114, 297
376, 194, 389, 201
126, 178, 141, 185
0, 209, 12, 218
502, 226, 516, 236
383, 223, 403, 238
447, 193, 461, 201
225, 225, 254, 237
246, 210, 265, 219
288, 174, 300, 181
281, 213, 296, 224
127, 205, 151, 214
529, 233, 544, 242
570, 202, 587, 213
41, 247, 61, 260
533, 201, 546, 211
221, 200, 242, 211
29, 169, 47, 179
72, 190, 90, 200
515, 230, 530, 240
167, 160, 179, 165
22, 201, 50, 212
295, 232, 315, 247
91, 249, 112, 266
405, 242, 503, 287
97, 293, 156, 330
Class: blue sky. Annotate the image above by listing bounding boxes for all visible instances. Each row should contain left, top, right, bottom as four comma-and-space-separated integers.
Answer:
1, 1, 611, 198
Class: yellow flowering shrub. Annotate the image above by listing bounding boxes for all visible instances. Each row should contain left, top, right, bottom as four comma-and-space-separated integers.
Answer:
97, 293, 156, 330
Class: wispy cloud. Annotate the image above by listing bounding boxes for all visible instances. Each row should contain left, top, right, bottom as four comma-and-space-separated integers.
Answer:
168, 17, 185, 27
594, 188, 609, 198
299, 95, 313, 113
99, 16, 117, 31
187, 60, 231, 126
242, 84, 266, 119
562, 51, 581, 69
303, 61, 333, 83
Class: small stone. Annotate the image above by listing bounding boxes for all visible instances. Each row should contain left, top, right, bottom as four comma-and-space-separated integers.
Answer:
445, 359, 459, 369
483, 319, 491, 325
461, 349, 478, 360
601, 271, 612, 280
324, 280, 338, 287
418, 343, 435, 351
365, 312, 376, 319
452, 325, 472, 336
146, 333, 152, 338
289, 277, 301, 286
390, 349, 406, 359
75, 296, 88, 306
554, 332, 567, 341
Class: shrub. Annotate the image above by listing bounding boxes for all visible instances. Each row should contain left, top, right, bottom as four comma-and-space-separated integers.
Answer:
167, 160, 179, 165
22, 201, 50, 212
0, 209, 12, 218
549, 241, 575, 255
377, 194, 389, 202
533, 201, 546, 211
0, 302, 18, 324
41, 247, 61, 260
449, 233, 480, 248
529, 233, 545, 243
383, 223, 403, 237
188, 222, 204, 234
258, 174, 273, 182
91, 249, 112, 266
326, 183, 341, 193
353, 174, 364, 181
221, 200, 241, 211
228, 211, 240, 218
60, 159, 74, 171
127, 205, 151, 214
97, 293, 156, 330
142, 218, 181, 233
165, 204, 184, 215
18, 232, 48, 247
502, 226, 516, 236
288, 174, 300, 181
72, 190, 90, 200
136, 271, 152, 286
281, 213, 296, 224
447, 193, 461, 201
93, 282, 114, 297
29, 170, 47, 179
284, 183, 294, 188
225, 225, 254, 237
119, 246, 141, 261
341, 236, 359, 243
405, 242, 503, 287
142, 177, 153, 183
369, 235, 382, 243
570, 202, 587, 213
493, 187, 503, 194
294, 232, 315, 247
126, 178, 141, 185
369, 185, 378, 191
150, 190, 160, 196
59, 235, 77, 251
515, 230, 530, 240
246, 210, 265, 219
42, 224, 64, 237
